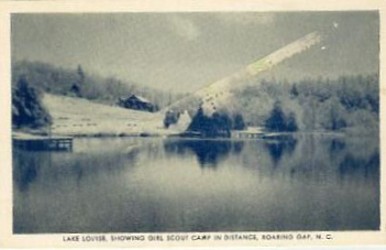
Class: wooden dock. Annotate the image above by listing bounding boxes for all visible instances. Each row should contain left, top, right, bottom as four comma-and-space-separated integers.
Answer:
13, 133, 73, 151
231, 127, 295, 140
231, 127, 265, 139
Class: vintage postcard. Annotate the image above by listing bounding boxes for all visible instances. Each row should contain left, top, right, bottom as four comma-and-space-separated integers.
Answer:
0, 0, 385, 248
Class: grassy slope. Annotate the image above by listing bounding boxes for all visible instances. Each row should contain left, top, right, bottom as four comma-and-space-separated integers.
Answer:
42, 94, 167, 136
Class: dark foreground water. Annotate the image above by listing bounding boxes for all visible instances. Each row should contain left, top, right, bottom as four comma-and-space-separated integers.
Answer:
13, 134, 380, 233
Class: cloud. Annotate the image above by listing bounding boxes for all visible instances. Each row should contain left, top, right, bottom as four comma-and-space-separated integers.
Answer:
168, 16, 200, 41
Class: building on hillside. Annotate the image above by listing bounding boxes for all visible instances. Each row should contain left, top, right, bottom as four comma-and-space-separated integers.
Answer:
117, 94, 158, 112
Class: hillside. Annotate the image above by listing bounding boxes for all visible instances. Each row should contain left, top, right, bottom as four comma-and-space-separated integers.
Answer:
12, 60, 183, 108
11, 60, 189, 136
12, 61, 379, 136
42, 94, 168, 136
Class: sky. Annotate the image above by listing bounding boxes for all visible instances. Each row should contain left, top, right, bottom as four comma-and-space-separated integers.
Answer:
11, 11, 379, 93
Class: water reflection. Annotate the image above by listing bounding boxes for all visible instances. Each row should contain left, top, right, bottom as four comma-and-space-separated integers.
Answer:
339, 152, 379, 178
13, 139, 140, 192
13, 135, 380, 233
264, 137, 297, 166
13, 151, 42, 191
330, 138, 346, 153
164, 139, 244, 167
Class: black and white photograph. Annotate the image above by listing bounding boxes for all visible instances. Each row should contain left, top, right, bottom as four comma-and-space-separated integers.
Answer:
1, 0, 385, 248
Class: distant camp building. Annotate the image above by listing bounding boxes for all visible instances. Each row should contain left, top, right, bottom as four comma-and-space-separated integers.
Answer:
117, 94, 158, 112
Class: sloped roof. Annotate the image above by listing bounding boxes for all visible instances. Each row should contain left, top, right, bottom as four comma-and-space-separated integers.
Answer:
132, 95, 151, 103
120, 94, 151, 104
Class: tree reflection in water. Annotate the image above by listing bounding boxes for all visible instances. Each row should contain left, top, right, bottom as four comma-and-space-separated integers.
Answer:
339, 152, 379, 178
13, 150, 43, 192
12, 146, 140, 192
264, 137, 297, 166
13, 136, 380, 233
164, 139, 244, 167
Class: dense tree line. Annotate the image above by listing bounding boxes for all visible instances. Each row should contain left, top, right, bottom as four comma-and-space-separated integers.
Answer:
12, 61, 379, 135
234, 74, 379, 134
12, 60, 183, 109
186, 106, 245, 137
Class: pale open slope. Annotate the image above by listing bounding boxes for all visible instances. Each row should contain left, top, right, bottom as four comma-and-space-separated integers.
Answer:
42, 94, 168, 136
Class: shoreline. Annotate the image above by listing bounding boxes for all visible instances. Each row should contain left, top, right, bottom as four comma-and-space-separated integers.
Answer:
12, 129, 377, 140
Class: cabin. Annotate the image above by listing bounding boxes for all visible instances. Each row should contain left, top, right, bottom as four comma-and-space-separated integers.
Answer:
117, 94, 158, 112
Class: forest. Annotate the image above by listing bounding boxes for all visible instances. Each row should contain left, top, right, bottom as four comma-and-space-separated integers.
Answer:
12, 60, 379, 135
233, 74, 379, 135
12, 60, 183, 108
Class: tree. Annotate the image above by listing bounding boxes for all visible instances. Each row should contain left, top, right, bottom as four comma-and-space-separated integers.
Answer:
70, 64, 85, 97
286, 112, 298, 132
164, 110, 180, 128
290, 84, 299, 98
265, 101, 298, 132
77, 64, 85, 84
70, 84, 81, 97
265, 101, 287, 131
187, 106, 232, 137
12, 76, 52, 129
233, 113, 246, 130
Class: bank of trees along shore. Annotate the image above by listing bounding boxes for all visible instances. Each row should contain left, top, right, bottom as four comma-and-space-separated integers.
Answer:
12, 60, 379, 135
187, 106, 246, 137
235, 74, 379, 135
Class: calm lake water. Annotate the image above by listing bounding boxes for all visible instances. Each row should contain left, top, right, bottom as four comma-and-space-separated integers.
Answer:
13, 134, 380, 233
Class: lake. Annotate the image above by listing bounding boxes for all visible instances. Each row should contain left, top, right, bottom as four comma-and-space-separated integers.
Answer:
13, 134, 380, 233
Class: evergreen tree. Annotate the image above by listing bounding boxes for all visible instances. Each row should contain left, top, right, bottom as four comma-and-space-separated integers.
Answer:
265, 101, 287, 131
286, 112, 298, 132
12, 76, 52, 129
290, 84, 299, 97
187, 106, 232, 137
163, 110, 180, 128
71, 64, 85, 97
233, 113, 246, 130
77, 64, 85, 84
265, 101, 298, 132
